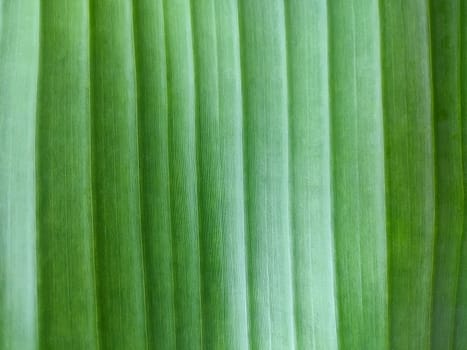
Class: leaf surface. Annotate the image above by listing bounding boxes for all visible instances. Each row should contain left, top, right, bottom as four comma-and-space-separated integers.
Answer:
1, 1, 467, 349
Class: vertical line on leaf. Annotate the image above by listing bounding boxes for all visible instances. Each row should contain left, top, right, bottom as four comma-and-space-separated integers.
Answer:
376, 0, 390, 348
160, 1, 178, 346
233, 0, 252, 348
236, 0, 251, 347
326, 0, 341, 348
88, 1, 102, 348
325, 0, 341, 348
187, 1, 205, 348
454, 1, 467, 348
35, 0, 45, 346
325, 0, 346, 347
282, 1, 297, 348
425, 1, 438, 348
350, 0, 365, 323
160, 0, 179, 347
129, 0, 150, 348
33, 1, 41, 347
159, 1, 179, 346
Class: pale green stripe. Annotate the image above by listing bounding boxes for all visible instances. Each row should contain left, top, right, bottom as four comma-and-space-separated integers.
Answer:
0, 1, 39, 349
285, 1, 338, 349
238, 0, 296, 348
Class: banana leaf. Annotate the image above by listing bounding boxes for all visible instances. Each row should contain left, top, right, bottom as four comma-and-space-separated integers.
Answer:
1, 0, 466, 349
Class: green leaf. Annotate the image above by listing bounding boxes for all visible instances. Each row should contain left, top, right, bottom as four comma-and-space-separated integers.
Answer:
1, 0, 467, 349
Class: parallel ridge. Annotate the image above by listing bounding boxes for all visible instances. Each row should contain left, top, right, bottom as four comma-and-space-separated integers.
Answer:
328, 0, 388, 349
238, 0, 296, 348
285, 1, 338, 349
210, 1, 250, 348
162, 0, 203, 348
2, 0, 467, 349
191, 0, 249, 349
191, 1, 224, 348
132, 0, 176, 348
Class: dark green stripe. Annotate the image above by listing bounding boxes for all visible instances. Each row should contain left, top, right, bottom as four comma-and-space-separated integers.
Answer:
90, 1, 147, 348
430, 0, 464, 348
36, 1, 98, 348
380, 1, 436, 348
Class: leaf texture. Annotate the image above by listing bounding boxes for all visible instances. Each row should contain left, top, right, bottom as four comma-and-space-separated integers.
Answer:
1, 0, 467, 349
